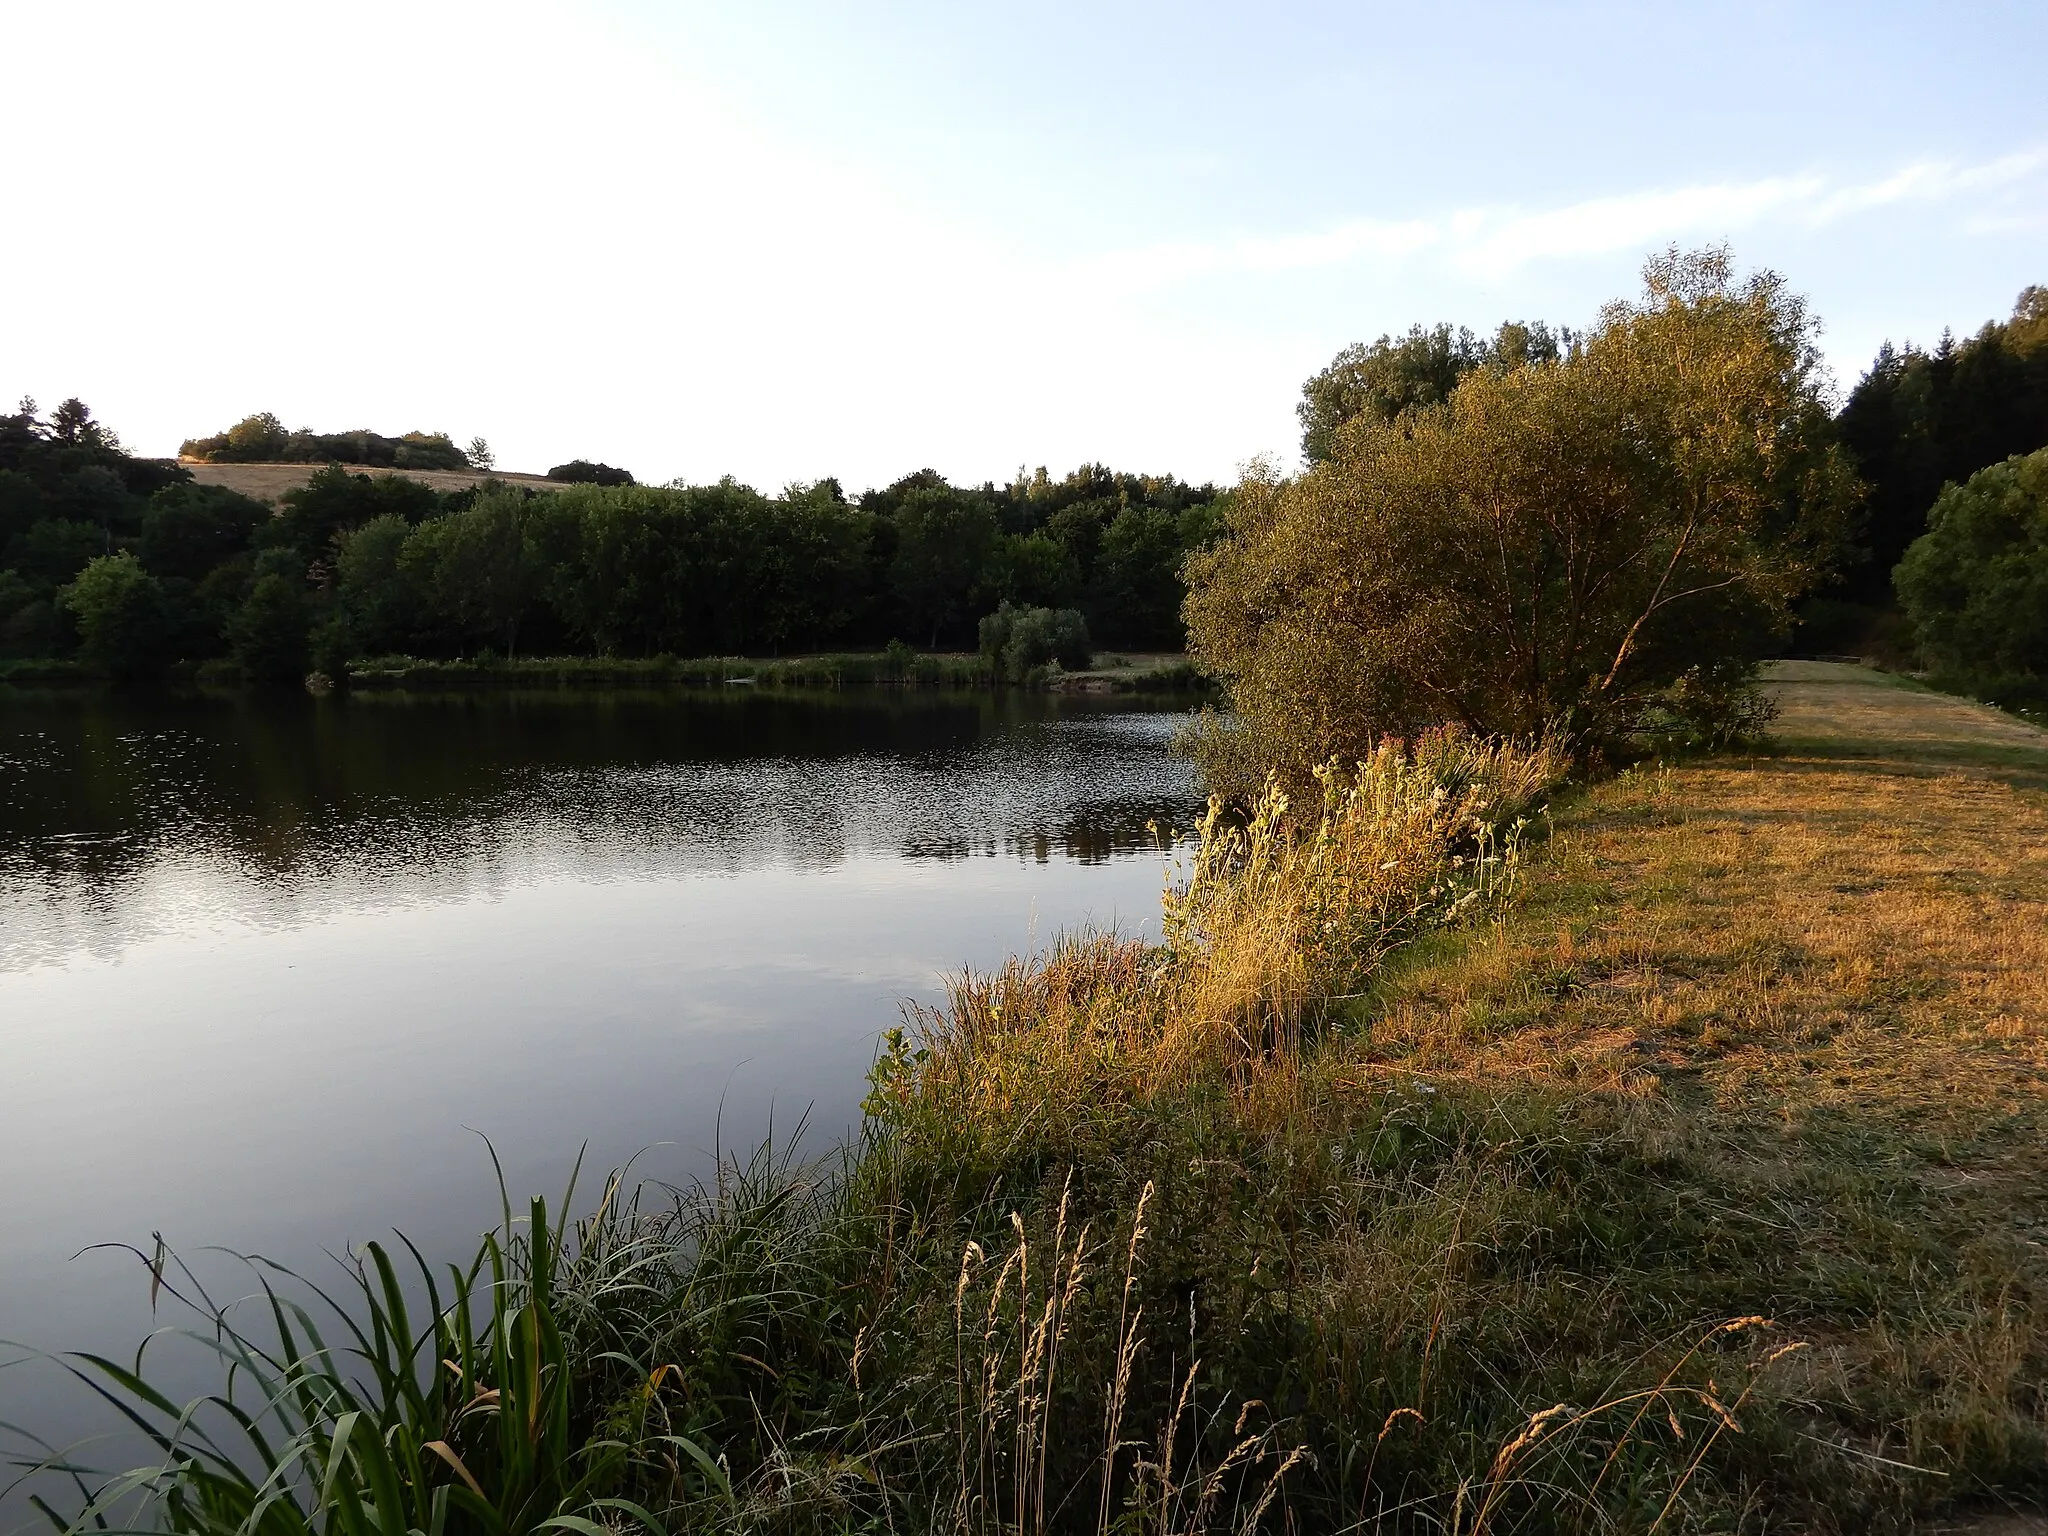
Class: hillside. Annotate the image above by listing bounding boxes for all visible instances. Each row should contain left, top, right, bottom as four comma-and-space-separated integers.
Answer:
179, 460, 565, 502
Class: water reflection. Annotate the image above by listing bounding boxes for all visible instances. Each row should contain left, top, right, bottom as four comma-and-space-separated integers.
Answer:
0, 688, 1196, 972
0, 684, 1196, 1480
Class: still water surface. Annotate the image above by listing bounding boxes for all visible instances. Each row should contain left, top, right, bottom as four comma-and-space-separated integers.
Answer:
0, 686, 1196, 1470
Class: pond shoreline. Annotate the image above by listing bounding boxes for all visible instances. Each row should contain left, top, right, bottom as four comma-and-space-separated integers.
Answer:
0, 650, 1216, 695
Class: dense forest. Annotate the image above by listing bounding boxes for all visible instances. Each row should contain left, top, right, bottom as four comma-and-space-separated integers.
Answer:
1833, 285, 2048, 600
0, 401, 1220, 681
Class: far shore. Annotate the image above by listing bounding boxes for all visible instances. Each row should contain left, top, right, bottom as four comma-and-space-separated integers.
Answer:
0, 649, 1212, 694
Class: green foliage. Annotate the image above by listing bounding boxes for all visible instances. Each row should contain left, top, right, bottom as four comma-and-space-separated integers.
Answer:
227, 558, 312, 683
268, 465, 444, 565
138, 482, 270, 581
224, 410, 289, 460
889, 483, 1000, 648
547, 460, 635, 486
1191, 248, 1856, 788
0, 567, 53, 656
1835, 285, 2048, 601
57, 552, 169, 679
17, 1170, 742, 1536
1637, 658, 1782, 751
1298, 319, 1569, 464
6, 396, 1221, 676
978, 602, 1091, 681
416, 496, 539, 655
182, 416, 473, 471
10, 519, 105, 589
989, 529, 1078, 611
527, 481, 878, 657
329, 513, 429, 660
1092, 502, 1212, 648
1894, 446, 2048, 678
2, 399, 186, 609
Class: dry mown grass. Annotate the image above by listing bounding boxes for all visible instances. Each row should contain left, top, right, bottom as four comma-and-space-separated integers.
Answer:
1310, 663, 2048, 1524
1359, 661, 2048, 1131
181, 460, 562, 502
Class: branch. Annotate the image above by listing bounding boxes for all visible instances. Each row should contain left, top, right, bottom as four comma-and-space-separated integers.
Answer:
1597, 511, 1697, 694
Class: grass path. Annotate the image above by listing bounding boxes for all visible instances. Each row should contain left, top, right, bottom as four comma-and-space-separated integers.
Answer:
1373, 661, 2048, 1115
1340, 661, 2048, 1528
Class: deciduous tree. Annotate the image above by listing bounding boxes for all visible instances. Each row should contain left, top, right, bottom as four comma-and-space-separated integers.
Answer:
1189, 249, 1857, 790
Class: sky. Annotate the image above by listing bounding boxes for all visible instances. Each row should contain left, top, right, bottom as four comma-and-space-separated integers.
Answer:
4, 0, 2044, 492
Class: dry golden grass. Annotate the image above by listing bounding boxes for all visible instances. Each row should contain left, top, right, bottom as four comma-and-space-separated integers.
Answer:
181, 460, 562, 503
1304, 663, 2048, 1524
898, 730, 1566, 1121
1355, 663, 2048, 1132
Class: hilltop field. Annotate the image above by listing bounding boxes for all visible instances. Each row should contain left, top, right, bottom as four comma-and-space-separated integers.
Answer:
179, 459, 563, 501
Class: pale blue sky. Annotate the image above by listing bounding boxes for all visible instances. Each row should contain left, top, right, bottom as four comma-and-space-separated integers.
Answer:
5, 1, 2043, 489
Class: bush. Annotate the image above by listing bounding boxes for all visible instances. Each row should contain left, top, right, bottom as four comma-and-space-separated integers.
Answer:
1184, 249, 1855, 790
57, 552, 169, 678
1638, 659, 1781, 751
547, 459, 635, 486
1894, 446, 2048, 678
978, 602, 1091, 681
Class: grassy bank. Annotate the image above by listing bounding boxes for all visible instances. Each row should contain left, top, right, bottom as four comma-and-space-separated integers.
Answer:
23, 666, 2048, 1534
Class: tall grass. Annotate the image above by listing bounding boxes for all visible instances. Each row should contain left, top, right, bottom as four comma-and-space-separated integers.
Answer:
887, 729, 1564, 1138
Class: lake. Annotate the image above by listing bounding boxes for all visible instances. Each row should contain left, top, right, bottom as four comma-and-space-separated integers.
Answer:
0, 685, 1197, 1482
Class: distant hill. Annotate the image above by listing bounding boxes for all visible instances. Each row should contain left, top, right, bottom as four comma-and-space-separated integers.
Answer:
180, 461, 564, 503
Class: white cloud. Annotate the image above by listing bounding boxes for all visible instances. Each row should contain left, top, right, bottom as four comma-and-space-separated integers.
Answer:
1091, 149, 2048, 290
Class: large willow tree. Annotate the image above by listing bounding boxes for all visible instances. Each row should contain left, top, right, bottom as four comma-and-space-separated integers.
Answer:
1184, 248, 1859, 789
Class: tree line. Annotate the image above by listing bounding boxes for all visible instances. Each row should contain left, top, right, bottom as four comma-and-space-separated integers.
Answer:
9, 265, 2041, 704
179, 412, 489, 473
0, 407, 1220, 681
